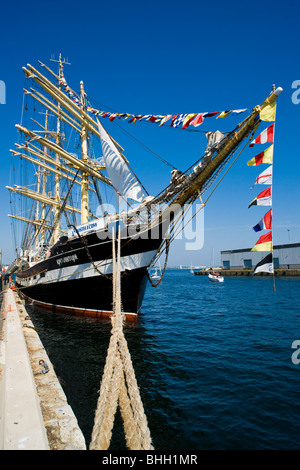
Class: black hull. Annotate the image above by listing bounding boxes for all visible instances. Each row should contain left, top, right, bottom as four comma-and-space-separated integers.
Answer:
17, 267, 148, 318
16, 222, 165, 319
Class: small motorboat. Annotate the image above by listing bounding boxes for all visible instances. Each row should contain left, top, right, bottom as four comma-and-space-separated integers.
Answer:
208, 272, 224, 283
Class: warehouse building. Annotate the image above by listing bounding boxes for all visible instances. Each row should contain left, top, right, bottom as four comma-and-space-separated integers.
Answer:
221, 243, 300, 270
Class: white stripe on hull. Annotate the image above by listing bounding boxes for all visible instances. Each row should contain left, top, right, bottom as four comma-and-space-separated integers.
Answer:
17, 250, 157, 288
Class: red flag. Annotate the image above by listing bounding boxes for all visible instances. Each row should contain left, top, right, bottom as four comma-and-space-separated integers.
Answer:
251, 231, 273, 252
249, 124, 274, 147
147, 115, 158, 123
247, 145, 273, 166
248, 186, 272, 208
159, 115, 173, 127
190, 113, 204, 127
182, 114, 197, 129
170, 115, 179, 127
253, 209, 272, 232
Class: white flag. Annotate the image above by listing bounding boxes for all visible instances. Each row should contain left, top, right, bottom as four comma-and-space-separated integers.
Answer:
253, 165, 273, 186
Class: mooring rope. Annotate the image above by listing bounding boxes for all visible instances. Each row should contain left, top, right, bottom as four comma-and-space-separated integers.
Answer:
89, 228, 153, 450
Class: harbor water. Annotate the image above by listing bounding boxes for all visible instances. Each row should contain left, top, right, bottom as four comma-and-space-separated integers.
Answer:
26, 270, 300, 450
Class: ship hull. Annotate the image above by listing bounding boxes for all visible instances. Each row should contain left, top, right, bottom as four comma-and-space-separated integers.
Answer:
18, 267, 148, 322
16, 222, 165, 321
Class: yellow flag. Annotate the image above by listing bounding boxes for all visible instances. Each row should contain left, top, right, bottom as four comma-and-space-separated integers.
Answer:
247, 144, 273, 166
251, 232, 273, 252
251, 241, 273, 252
260, 102, 276, 121
182, 113, 196, 128
217, 110, 231, 119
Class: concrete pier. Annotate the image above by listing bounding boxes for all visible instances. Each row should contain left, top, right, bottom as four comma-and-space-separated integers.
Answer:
0, 287, 86, 450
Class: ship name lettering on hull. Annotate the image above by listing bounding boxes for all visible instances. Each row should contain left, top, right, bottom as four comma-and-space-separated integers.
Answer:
56, 254, 78, 266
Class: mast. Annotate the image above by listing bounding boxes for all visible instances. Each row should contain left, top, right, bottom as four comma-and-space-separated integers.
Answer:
53, 54, 64, 242
6, 185, 81, 215
23, 63, 124, 152
20, 56, 111, 238
8, 57, 113, 258
15, 125, 109, 182
34, 151, 42, 247
40, 110, 49, 244
40, 168, 47, 243
80, 80, 89, 224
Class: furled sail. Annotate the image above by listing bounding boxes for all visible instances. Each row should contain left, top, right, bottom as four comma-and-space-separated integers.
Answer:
97, 118, 146, 205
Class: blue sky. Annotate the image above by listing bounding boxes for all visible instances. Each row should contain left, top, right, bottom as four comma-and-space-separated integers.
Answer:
0, 0, 299, 266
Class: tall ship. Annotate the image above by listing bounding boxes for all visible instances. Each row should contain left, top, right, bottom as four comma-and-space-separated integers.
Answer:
6, 56, 282, 320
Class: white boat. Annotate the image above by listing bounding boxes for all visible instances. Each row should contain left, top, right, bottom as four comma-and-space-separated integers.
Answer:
209, 249, 224, 282
208, 273, 224, 283
150, 259, 162, 280
150, 269, 160, 280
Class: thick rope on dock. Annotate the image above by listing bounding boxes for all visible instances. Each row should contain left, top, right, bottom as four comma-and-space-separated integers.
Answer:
89, 229, 153, 450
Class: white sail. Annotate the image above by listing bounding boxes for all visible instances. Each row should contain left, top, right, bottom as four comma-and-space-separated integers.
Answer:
97, 118, 146, 205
